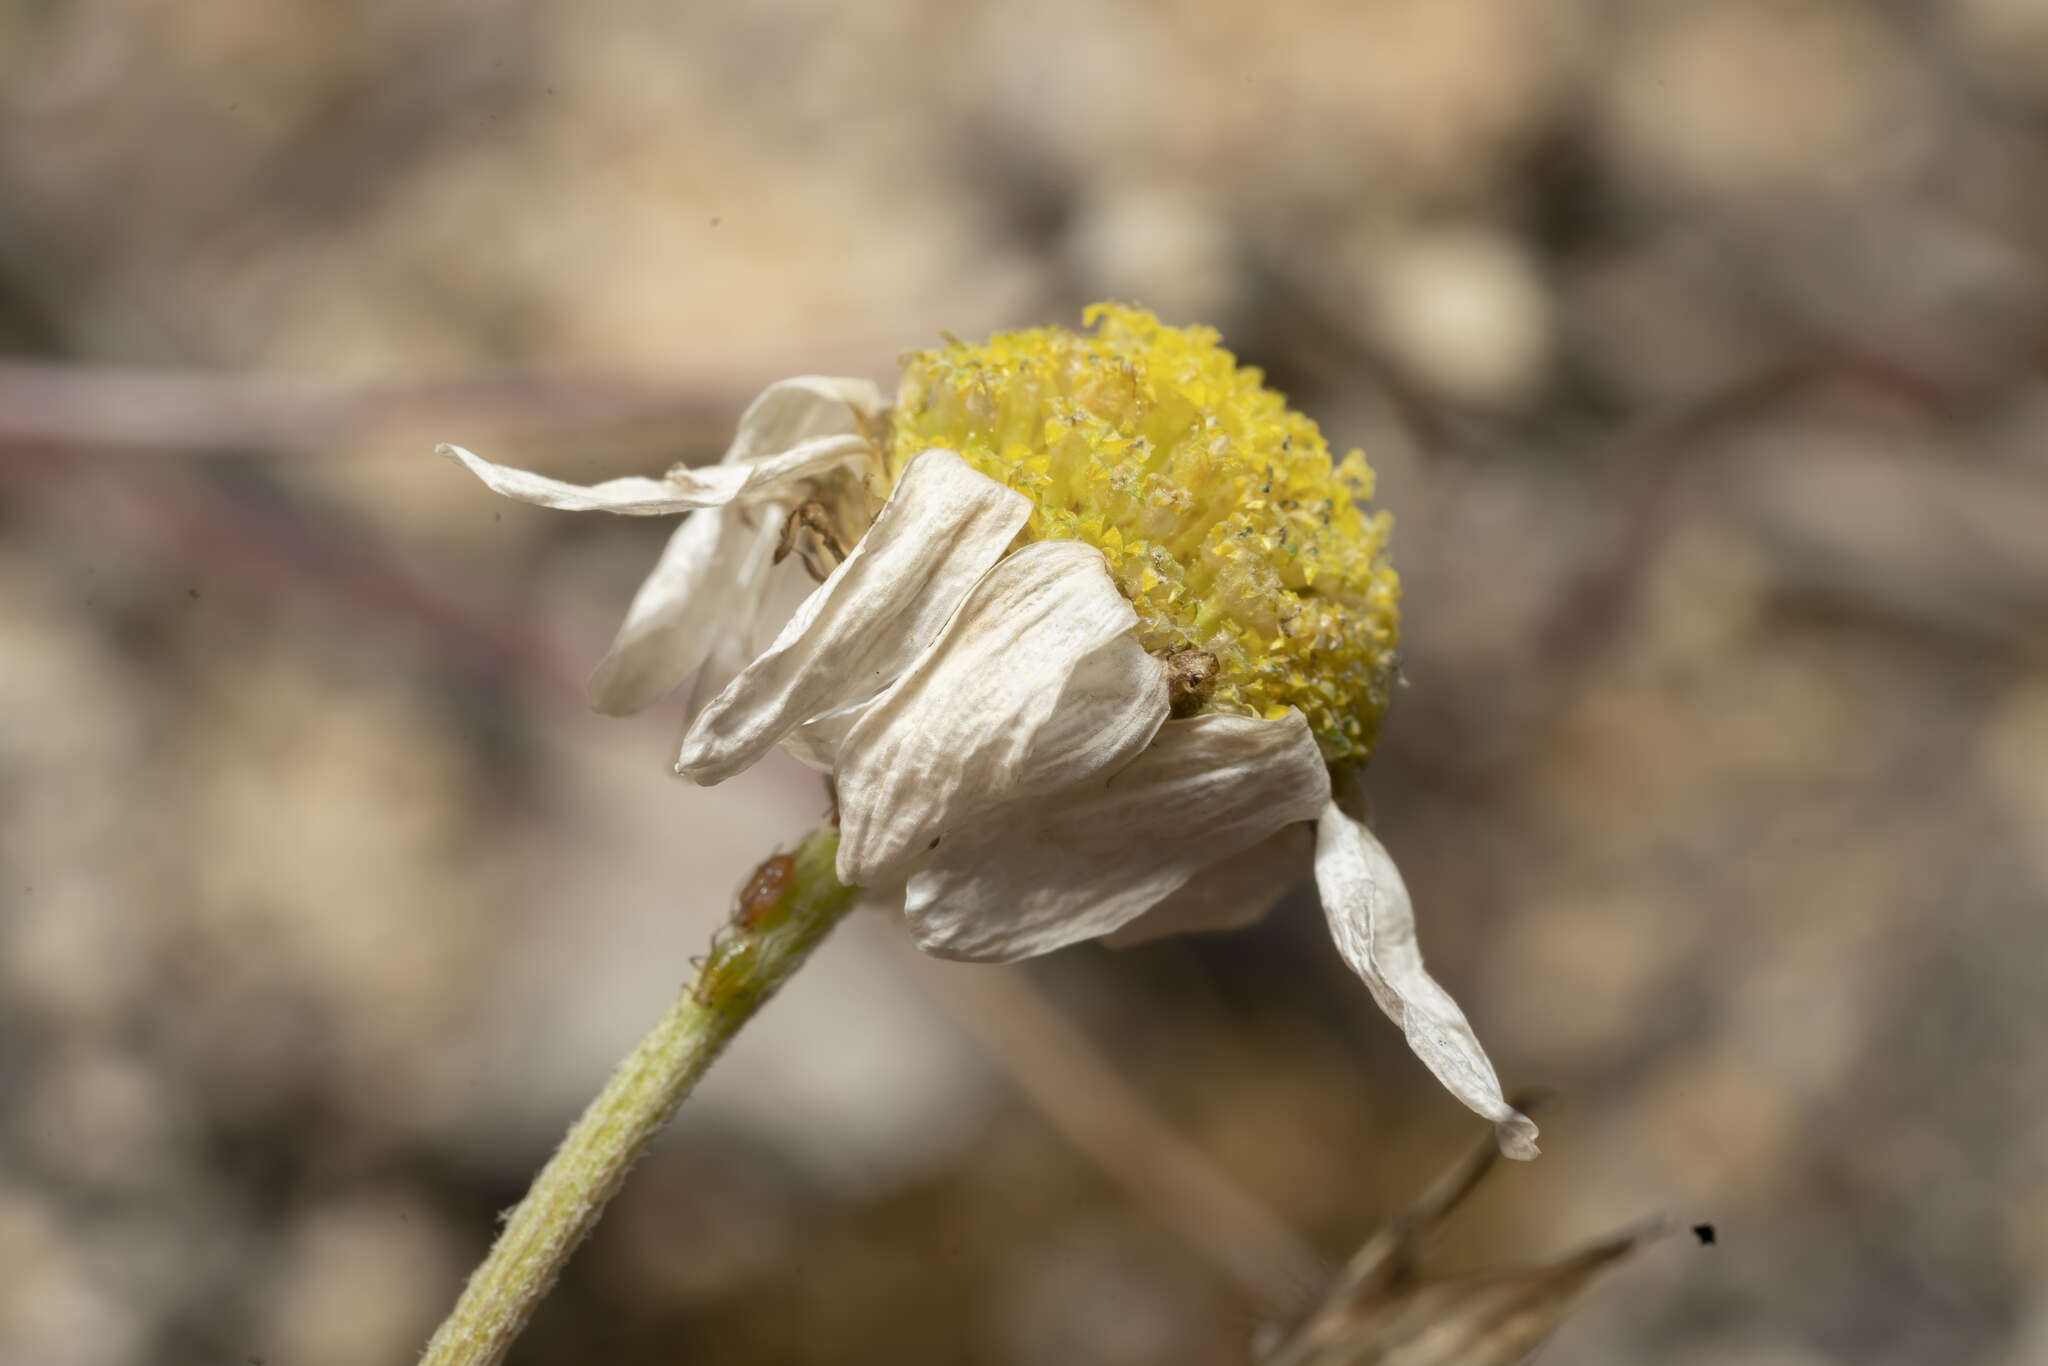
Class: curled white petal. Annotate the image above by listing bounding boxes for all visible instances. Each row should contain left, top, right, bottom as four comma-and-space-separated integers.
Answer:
903, 711, 1330, 961
438, 432, 869, 514
1314, 803, 1540, 1160
585, 505, 783, 715
725, 375, 885, 466
835, 539, 1168, 885
1100, 823, 1315, 948
720, 433, 875, 493
677, 449, 1030, 783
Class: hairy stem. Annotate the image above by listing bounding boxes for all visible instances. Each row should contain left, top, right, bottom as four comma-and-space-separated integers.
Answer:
420, 827, 859, 1366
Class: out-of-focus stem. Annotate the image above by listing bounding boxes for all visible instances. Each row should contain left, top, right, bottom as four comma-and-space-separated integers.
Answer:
902, 943, 1327, 1311
419, 827, 858, 1366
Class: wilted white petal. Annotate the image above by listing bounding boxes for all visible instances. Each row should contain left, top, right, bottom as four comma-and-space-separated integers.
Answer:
1007, 623, 1170, 792
725, 375, 884, 465
728, 432, 876, 493
1100, 823, 1314, 948
835, 539, 1167, 885
744, 522, 834, 657
677, 449, 1030, 783
438, 433, 868, 514
780, 697, 867, 774
671, 508, 809, 745
903, 711, 1330, 961
685, 614, 759, 725
1315, 804, 1540, 1160
585, 505, 783, 715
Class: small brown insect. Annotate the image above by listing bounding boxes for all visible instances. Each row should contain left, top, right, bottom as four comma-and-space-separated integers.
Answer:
774, 500, 849, 582
1165, 648, 1219, 717
734, 853, 796, 930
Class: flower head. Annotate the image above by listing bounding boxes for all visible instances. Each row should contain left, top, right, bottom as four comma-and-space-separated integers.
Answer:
442, 306, 1537, 1159
890, 304, 1400, 765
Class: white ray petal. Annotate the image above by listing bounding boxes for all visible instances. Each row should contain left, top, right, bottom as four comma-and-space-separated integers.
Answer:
438, 432, 869, 514
833, 539, 1167, 886
677, 449, 1030, 783
585, 510, 724, 714
1315, 803, 1540, 1160
725, 375, 885, 466
780, 696, 868, 774
902, 711, 1330, 961
1100, 823, 1315, 948
674, 498, 812, 744
725, 432, 875, 492
684, 613, 761, 733
585, 504, 784, 716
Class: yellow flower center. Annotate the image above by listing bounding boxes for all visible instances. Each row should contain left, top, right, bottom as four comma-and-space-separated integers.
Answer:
887, 304, 1400, 765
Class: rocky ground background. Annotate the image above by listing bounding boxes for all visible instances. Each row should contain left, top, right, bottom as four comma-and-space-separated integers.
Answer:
4, 2, 2048, 1363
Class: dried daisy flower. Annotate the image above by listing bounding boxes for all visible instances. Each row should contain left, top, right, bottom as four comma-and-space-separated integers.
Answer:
444, 374, 888, 715
444, 305, 1536, 1159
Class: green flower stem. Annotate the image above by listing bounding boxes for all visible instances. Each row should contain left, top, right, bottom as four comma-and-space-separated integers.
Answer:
420, 827, 859, 1366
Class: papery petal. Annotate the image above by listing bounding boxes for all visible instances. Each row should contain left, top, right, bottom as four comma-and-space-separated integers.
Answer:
438, 432, 869, 514
1314, 804, 1540, 1160
721, 434, 875, 493
724, 376, 885, 466
834, 539, 1168, 886
743, 525, 834, 658
677, 449, 1030, 782
780, 697, 867, 774
685, 616, 760, 730
902, 711, 1330, 961
676, 501, 812, 742
1099, 823, 1314, 948
585, 505, 783, 715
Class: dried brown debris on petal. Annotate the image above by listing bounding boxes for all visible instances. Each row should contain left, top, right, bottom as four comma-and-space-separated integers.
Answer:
1257, 1111, 1663, 1366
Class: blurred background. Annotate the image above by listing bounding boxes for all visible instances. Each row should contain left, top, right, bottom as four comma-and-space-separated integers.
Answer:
5, 1, 2048, 1363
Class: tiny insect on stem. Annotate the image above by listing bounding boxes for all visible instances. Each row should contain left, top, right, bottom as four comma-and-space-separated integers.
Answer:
418, 828, 858, 1366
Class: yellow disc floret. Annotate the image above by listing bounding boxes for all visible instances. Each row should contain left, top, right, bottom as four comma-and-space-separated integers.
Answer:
888, 304, 1400, 765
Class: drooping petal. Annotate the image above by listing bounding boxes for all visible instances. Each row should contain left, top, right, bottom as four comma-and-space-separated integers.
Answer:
780, 696, 867, 774
1099, 823, 1314, 948
674, 497, 818, 748
585, 504, 784, 715
683, 608, 764, 732
902, 711, 1330, 961
585, 510, 724, 713
463, 375, 879, 713
677, 449, 1030, 783
438, 432, 869, 514
723, 375, 885, 466
834, 539, 1168, 886
1314, 803, 1540, 1160
718, 433, 875, 494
